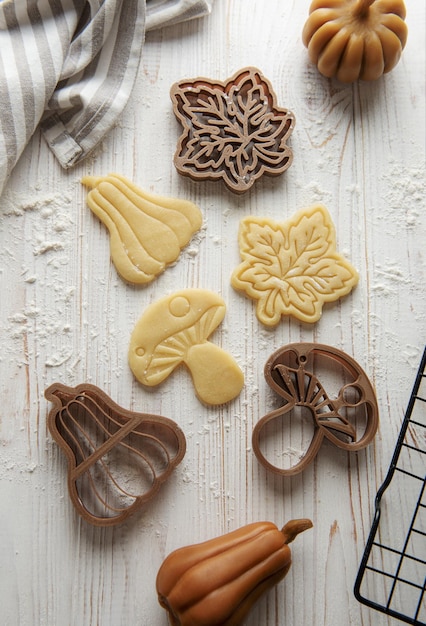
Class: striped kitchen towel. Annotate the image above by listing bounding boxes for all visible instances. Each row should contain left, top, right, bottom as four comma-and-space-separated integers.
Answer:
146, 0, 213, 30
0, 0, 213, 198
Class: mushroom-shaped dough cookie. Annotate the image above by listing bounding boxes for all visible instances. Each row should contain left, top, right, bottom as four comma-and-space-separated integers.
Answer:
129, 290, 244, 405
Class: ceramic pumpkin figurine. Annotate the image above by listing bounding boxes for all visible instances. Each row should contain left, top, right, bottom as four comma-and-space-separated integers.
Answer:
302, 0, 408, 82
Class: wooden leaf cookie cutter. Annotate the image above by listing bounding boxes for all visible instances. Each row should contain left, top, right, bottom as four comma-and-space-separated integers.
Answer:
46, 383, 186, 526
252, 343, 379, 476
170, 67, 295, 194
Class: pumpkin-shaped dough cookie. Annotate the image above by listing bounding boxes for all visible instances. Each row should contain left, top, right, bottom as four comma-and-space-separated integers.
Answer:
81, 174, 202, 285
302, 0, 408, 83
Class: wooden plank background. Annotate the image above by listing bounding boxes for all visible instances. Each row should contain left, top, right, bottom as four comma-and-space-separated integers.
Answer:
0, 1, 425, 625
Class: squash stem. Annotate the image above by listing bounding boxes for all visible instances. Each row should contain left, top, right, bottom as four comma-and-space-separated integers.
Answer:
353, 0, 375, 19
281, 519, 313, 544
81, 175, 103, 189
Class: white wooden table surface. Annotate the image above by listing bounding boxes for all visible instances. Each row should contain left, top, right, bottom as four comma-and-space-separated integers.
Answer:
1, 1, 425, 625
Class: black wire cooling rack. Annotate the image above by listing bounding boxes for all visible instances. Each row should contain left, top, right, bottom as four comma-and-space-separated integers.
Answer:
354, 346, 426, 625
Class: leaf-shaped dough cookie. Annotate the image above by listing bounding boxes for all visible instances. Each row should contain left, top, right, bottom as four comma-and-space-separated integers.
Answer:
231, 204, 359, 325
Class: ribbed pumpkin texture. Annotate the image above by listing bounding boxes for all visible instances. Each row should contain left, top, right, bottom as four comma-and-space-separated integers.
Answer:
156, 519, 313, 626
302, 0, 408, 82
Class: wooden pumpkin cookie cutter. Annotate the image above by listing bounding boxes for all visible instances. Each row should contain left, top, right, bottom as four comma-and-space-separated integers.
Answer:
46, 383, 186, 526
252, 343, 379, 476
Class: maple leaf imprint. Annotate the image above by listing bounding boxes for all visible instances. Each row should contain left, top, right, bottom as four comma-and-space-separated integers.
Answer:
170, 67, 295, 194
231, 205, 359, 325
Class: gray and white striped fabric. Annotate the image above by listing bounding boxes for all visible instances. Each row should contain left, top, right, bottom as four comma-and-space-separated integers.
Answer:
0, 0, 212, 198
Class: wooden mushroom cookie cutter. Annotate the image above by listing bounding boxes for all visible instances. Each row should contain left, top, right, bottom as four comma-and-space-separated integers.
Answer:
46, 383, 186, 526
252, 343, 379, 476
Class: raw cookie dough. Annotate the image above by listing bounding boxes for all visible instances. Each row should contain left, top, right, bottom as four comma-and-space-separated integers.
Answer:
82, 173, 203, 284
129, 289, 244, 405
231, 204, 359, 325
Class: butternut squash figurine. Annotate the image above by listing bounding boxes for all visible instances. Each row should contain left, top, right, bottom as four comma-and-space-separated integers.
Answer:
302, 0, 408, 82
156, 518, 313, 626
